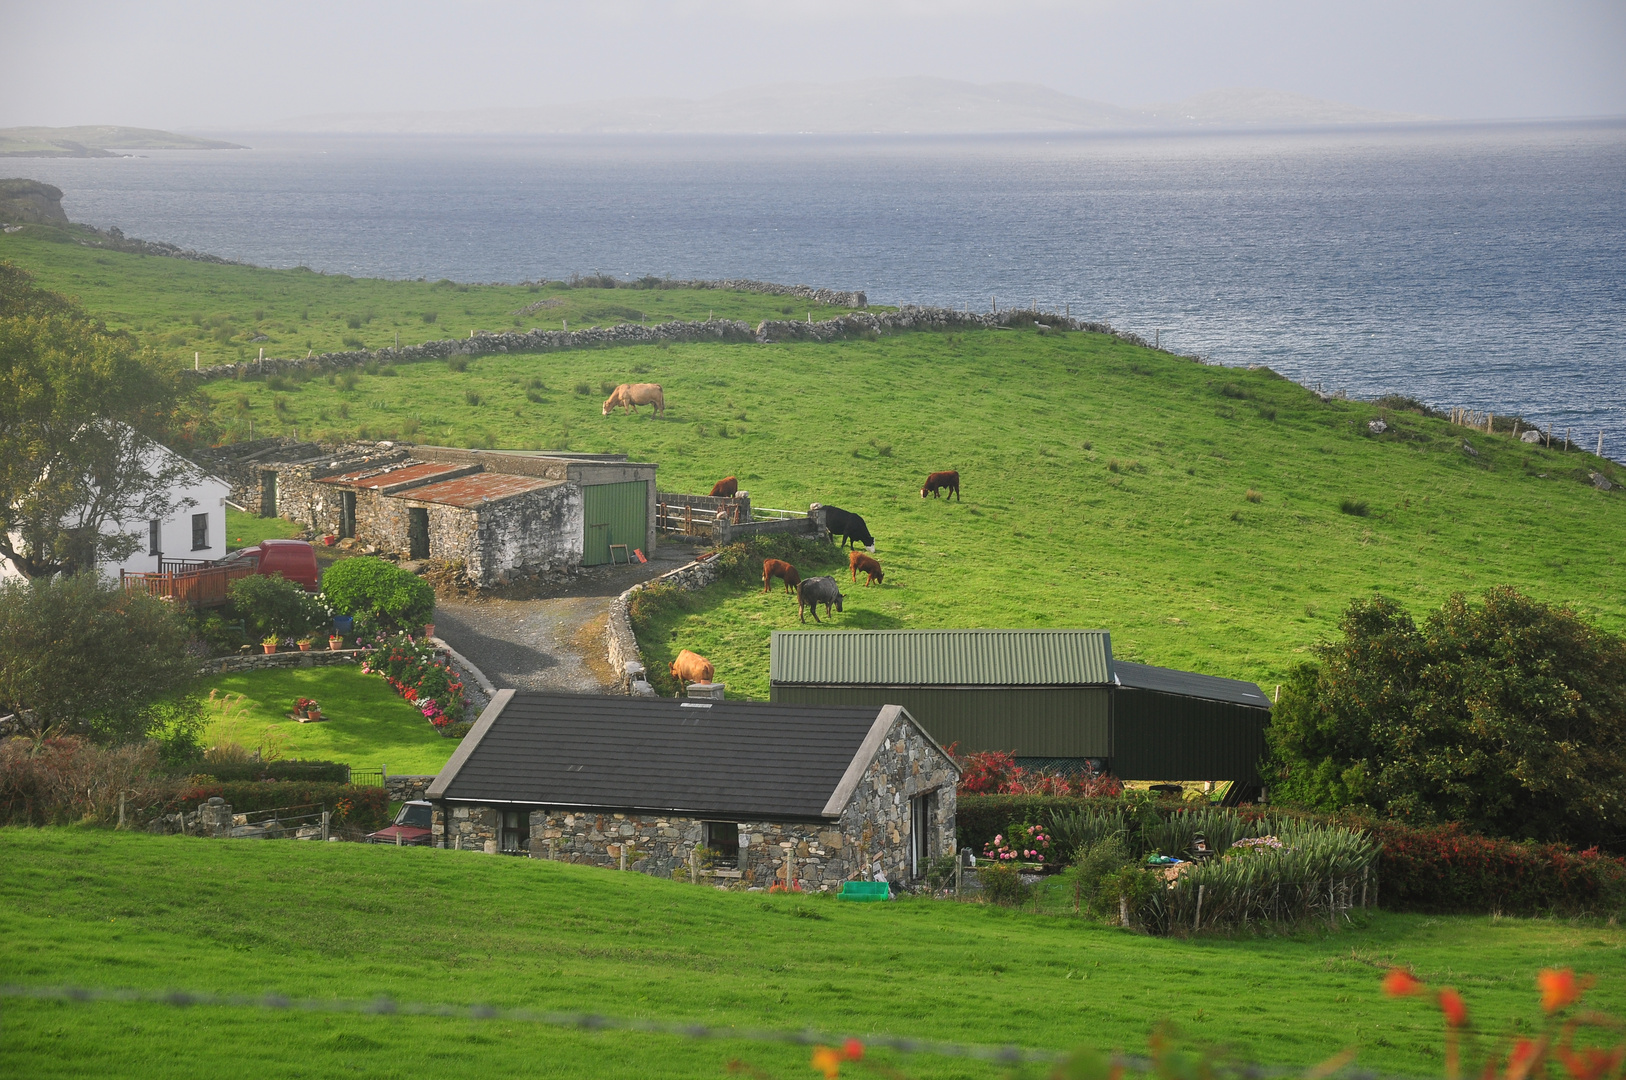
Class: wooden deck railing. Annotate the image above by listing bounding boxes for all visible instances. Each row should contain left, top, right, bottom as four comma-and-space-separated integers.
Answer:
121, 564, 254, 607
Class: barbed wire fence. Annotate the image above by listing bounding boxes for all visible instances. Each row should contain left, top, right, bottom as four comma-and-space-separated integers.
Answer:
0, 983, 1422, 1080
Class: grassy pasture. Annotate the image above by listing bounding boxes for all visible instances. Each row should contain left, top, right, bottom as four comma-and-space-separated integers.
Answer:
192, 325, 1624, 695
199, 667, 457, 775
0, 231, 868, 370
3, 830, 1624, 1079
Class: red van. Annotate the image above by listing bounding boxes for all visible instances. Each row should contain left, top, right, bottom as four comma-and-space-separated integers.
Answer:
218, 539, 321, 591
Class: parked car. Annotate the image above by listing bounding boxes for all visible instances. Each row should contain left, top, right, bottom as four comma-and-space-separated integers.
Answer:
366, 800, 433, 846
217, 539, 321, 591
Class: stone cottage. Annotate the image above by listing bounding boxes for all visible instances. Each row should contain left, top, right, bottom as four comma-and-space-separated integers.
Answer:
425, 690, 961, 891
201, 440, 657, 586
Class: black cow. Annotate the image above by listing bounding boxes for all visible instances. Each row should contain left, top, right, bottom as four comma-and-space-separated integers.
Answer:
798, 576, 845, 623
813, 503, 875, 552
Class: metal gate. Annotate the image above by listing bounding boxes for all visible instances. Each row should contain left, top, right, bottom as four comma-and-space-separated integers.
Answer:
581, 481, 647, 566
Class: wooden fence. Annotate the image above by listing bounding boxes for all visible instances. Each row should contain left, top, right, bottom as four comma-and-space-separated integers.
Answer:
120, 564, 254, 607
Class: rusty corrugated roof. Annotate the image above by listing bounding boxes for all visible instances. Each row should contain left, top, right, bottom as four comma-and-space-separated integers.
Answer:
402, 473, 563, 508
316, 461, 463, 489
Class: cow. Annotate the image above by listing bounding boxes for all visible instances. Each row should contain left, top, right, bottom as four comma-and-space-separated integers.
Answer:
602, 382, 666, 417
849, 550, 884, 586
811, 503, 875, 552
921, 470, 960, 501
668, 649, 715, 689
798, 576, 844, 623
709, 476, 738, 498
763, 558, 800, 595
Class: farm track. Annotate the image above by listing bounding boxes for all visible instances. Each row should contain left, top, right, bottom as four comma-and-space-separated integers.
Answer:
433, 545, 692, 694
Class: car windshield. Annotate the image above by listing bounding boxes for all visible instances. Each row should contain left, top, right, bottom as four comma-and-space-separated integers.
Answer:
399, 804, 432, 828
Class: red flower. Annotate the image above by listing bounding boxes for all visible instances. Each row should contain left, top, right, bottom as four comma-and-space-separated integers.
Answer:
1559, 1046, 1623, 1080
1384, 968, 1426, 997
842, 1039, 864, 1061
1539, 969, 1592, 1014
1438, 988, 1469, 1028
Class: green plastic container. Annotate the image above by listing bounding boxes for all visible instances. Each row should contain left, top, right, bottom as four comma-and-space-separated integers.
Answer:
839, 881, 890, 902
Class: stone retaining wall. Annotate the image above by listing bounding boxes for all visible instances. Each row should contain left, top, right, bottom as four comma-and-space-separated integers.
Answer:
200, 649, 362, 676
603, 555, 724, 693
385, 775, 436, 802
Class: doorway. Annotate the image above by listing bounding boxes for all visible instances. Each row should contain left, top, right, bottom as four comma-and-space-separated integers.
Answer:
407, 508, 430, 559
339, 491, 356, 540
259, 471, 277, 516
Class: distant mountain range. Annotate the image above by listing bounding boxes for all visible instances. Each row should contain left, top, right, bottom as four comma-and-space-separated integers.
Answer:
0, 126, 245, 157
268, 79, 1434, 135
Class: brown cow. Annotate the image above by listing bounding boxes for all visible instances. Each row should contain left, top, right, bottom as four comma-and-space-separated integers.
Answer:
709, 476, 738, 498
921, 470, 960, 500
849, 550, 884, 586
668, 648, 714, 689
602, 382, 666, 416
763, 558, 801, 594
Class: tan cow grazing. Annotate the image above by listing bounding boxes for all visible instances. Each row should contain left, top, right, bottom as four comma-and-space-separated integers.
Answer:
849, 550, 884, 586
602, 382, 666, 417
709, 476, 738, 498
762, 558, 800, 594
669, 649, 714, 689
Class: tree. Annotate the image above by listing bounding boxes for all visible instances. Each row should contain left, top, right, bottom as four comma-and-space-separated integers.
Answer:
0, 261, 194, 579
227, 573, 328, 641
1266, 588, 1626, 848
0, 573, 198, 742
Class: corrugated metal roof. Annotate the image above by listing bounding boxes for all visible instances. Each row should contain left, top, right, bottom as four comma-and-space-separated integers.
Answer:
1113, 660, 1272, 709
316, 461, 463, 489
403, 473, 563, 508
433, 693, 892, 818
770, 630, 1113, 687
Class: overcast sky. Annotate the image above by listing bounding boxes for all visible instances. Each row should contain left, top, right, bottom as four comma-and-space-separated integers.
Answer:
6, 0, 1624, 130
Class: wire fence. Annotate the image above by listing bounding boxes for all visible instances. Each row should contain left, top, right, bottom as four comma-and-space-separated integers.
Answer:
0, 983, 1423, 1080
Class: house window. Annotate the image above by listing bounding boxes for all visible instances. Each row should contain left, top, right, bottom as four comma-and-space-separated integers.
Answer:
703, 821, 739, 868
191, 513, 209, 551
148, 519, 162, 557
910, 791, 937, 878
499, 809, 530, 854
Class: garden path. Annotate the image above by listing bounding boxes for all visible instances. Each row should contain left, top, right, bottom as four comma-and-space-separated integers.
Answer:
432, 544, 692, 694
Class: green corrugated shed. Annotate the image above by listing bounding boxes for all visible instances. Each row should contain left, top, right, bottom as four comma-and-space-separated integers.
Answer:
770, 629, 1113, 687
769, 630, 1270, 782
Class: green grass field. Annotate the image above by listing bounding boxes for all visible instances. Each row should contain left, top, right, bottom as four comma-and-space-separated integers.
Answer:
196, 324, 1624, 696
223, 506, 301, 550
3, 830, 1623, 1080
201, 667, 457, 774
0, 231, 868, 371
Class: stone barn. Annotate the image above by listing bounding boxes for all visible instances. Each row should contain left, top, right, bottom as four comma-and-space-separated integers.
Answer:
426, 690, 961, 891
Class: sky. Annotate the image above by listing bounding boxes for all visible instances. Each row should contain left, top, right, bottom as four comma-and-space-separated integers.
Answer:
5, 0, 1625, 130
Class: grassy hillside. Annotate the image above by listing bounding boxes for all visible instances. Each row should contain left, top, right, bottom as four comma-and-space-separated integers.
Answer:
201, 667, 458, 774
3, 830, 1622, 1079
0, 231, 869, 369
191, 325, 1623, 695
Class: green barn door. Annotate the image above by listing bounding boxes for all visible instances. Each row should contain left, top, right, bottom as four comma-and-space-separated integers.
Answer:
581, 481, 648, 566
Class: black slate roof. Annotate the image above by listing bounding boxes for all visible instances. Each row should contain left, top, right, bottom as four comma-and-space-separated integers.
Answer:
1113, 661, 1272, 709
429, 692, 894, 820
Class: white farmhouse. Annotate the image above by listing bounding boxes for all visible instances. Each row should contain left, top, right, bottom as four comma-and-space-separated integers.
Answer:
0, 432, 233, 583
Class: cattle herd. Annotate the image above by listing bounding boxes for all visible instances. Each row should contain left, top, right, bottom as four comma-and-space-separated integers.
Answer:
604, 385, 960, 690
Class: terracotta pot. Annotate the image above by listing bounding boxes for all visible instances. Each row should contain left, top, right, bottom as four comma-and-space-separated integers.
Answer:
262, 644, 277, 654
307, 709, 322, 722
298, 642, 312, 652
329, 636, 345, 650
424, 623, 436, 639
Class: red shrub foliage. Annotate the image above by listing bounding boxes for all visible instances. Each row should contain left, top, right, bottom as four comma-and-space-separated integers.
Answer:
956, 750, 1123, 798
1369, 820, 1626, 914
0, 736, 168, 826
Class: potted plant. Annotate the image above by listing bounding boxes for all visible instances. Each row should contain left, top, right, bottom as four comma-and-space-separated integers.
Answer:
292, 696, 322, 721
296, 638, 313, 652
262, 635, 280, 654
329, 633, 346, 650
423, 622, 436, 639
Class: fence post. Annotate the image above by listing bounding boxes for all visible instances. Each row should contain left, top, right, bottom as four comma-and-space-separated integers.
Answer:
118, 791, 127, 830
620, 845, 627, 872
1362, 865, 1369, 908
690, 845, 699, 884
1194, 884, 1204, 932
322, 810, 330, 842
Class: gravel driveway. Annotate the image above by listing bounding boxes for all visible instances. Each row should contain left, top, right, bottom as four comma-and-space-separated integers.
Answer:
433, 546, 693, 694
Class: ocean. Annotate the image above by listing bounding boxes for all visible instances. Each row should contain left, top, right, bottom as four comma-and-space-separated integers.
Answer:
16, 121, 1626, 453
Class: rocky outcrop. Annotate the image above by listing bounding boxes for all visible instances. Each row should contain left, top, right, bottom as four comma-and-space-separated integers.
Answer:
0, 179, 68, 225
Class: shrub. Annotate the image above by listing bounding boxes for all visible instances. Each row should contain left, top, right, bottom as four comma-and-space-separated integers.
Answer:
345, 315, 362, 329
574, 381, 591, 395
0, 735, 170, 825
199, 759, 351, 783
359, 632, 467, 728
421, 311, 437, 324
1265, 588, 1626, 848
977, 860, 1031, 907
447, 356, 468, 372
227, 573, 327, 641
320, 557, 434, 634
1339, 498, 1369, 516
1372, 821, 1626, 915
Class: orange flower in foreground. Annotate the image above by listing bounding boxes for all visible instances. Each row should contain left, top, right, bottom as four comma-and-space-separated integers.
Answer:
1506, 1039, 1540, 1078
1539, 969, 1593, 1014
842, 1040, 864, 1062
1438, 988, 1470, 1028
811, 1046, 842, 1079
1384, 968, 1427, 997
1559, 1047, 1623, 1080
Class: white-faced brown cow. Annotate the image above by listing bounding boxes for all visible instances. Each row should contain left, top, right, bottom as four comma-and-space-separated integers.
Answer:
602, 383, 666, 417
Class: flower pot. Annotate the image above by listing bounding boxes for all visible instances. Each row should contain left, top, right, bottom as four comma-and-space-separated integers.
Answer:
329, 637, 345, 650
298, 642, 312, 652
262, 644, 277, 654
423, 623, 436, 639
306, 709, 322, 722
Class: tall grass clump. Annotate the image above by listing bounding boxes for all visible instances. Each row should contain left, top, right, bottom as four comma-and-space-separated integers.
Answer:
1340, 498, 1369, 517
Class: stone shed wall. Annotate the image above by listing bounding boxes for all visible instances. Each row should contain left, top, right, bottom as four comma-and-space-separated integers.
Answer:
469, 482, 584, 585
432, 712, 957, 891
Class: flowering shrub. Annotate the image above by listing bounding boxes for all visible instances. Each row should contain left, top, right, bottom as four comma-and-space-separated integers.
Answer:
984, 822, 1054, 866
1371, 820, 1626, 915
359, 632, 466, 730
292, 697, 319, 715
957, 750, 1122, 798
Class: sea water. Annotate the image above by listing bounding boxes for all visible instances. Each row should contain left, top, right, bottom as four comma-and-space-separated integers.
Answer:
17, 121, 1625, 451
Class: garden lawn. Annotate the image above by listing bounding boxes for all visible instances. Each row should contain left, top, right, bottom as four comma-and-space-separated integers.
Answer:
201, 666, 457, 775
3, 830, 1625, 1080
180, 323, 1621, 696
224, 506, 302, 550
0, 230, 869, 371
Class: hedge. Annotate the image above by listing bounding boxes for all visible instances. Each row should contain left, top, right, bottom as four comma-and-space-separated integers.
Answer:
959, 794, 1626, 917
196, 760, 351, 784
167, 781, 391, 831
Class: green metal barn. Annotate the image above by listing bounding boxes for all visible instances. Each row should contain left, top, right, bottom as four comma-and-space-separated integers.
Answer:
768, 630, 1271, 783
